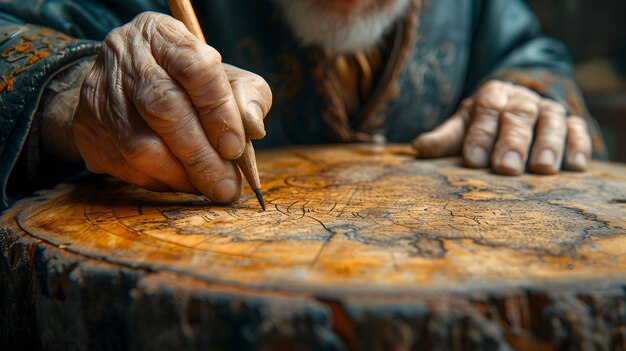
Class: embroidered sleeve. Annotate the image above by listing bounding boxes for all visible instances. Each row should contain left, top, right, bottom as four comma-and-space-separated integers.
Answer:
0, 23, 100, 208
0, 0, 166, 209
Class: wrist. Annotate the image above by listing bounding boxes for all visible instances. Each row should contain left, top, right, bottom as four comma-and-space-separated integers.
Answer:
39, 58, 95, 162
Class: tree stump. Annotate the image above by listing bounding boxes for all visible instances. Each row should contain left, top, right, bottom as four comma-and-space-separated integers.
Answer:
2, 144, 625, 350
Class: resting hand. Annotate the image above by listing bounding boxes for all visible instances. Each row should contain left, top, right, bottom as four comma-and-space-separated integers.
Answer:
72, 12, 272, 202
412, 80, 591, 175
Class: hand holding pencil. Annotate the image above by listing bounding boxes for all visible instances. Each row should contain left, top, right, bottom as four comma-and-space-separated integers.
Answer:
72, 8, 271, 207
167, 0, 269, 209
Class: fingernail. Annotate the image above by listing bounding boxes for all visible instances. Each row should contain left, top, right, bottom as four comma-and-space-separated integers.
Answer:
468, 146, 488, 167
500, 151, 523, 173
219, 132, 244, 159
537, 149, 556, 167
246, 102, 266, 138
213, 178, 239, 203
571, 152, 588, 171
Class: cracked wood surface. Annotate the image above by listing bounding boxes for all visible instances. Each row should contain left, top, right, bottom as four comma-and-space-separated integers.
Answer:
2, 144, 626, 350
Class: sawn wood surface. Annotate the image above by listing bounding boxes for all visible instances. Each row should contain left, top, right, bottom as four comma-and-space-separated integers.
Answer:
2, 144, 625, 350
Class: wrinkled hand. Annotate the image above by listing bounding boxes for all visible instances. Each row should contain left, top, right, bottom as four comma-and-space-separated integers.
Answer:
73, 12, 272, 202
412, 80, 591, 175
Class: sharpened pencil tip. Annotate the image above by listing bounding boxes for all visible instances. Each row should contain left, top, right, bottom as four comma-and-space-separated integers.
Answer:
254, 188, 266, 211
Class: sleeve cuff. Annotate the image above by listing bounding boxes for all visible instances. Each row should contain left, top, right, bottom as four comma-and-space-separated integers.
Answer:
0, 24, 100, 209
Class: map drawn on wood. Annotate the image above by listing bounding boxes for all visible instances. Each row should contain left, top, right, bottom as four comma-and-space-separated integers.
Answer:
15, 145, 626, 294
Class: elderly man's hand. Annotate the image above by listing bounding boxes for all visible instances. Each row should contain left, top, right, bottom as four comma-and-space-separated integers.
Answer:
412, 80, 591, 175
73, 12, 272, 203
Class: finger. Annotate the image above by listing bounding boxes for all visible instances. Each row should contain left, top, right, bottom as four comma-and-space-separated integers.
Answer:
97, 54, 198, 193
105, 158, 172, 193
73, 65, 124, 176
564, 116, 592, 171
223, 63, 272, 140
73, 114, 171, 192
125, 57, 241, 202
109, 18, 241, 203
412, 98, 472, 158
144, 13, 246, 159
491, 90, 541, 175
528, 100, 567, 174
114, 131, 200, 194
463, 81, 511, 168
73, 95, 110, 175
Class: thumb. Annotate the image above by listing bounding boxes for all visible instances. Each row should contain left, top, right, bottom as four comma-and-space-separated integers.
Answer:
412, 99, 473, 158
223, 63, 273, 140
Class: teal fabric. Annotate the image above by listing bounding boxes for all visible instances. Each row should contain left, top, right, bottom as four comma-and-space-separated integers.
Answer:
0, 0, 605, 209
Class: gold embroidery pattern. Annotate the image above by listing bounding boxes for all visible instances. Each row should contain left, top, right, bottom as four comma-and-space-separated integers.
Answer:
0, 27, 75, 94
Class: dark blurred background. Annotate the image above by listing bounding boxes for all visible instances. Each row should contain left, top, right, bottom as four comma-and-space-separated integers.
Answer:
527, 0, 626, 161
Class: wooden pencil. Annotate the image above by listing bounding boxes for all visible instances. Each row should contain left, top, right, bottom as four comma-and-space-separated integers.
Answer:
166, 0, 265, 210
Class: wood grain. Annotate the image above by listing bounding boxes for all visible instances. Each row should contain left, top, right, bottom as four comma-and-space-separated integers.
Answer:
2, 144, 625, 350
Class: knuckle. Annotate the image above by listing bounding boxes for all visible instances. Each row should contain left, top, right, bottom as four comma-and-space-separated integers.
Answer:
503, 100, 539, 120
511, 84, 539, 98
174, 46, 222, 88
567, 116, 588, 130
146, 11, 171, 26
183, 148, 222, 181
475, 93, 506, 112
151, 12, 192, 42
233, 72, 273, 108
135, 62, 162, 85
459, 98, 474, 109
120, 138, 163, 167
473, 102, 501, 118
197, 97, 231, 119
246, 72, 269, 90
102, 27, 127, 53
467, 122, 498, 144
540, 99, 566, 115
540, 108, 567, 123
135, 80, 191, 127
245, 73, 272, 102
184, 148, 208, 170
500, 127, 533, 147
132, 11, 166, 29
132, 11, 154, 23
142, 87, 178, 116
481, 80, 506, 92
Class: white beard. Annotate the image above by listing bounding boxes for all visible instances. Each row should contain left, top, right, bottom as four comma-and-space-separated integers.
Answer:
272, 0, 409, 54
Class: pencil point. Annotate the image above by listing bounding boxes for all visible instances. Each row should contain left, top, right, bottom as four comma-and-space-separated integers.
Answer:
254, 188, 266, 211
